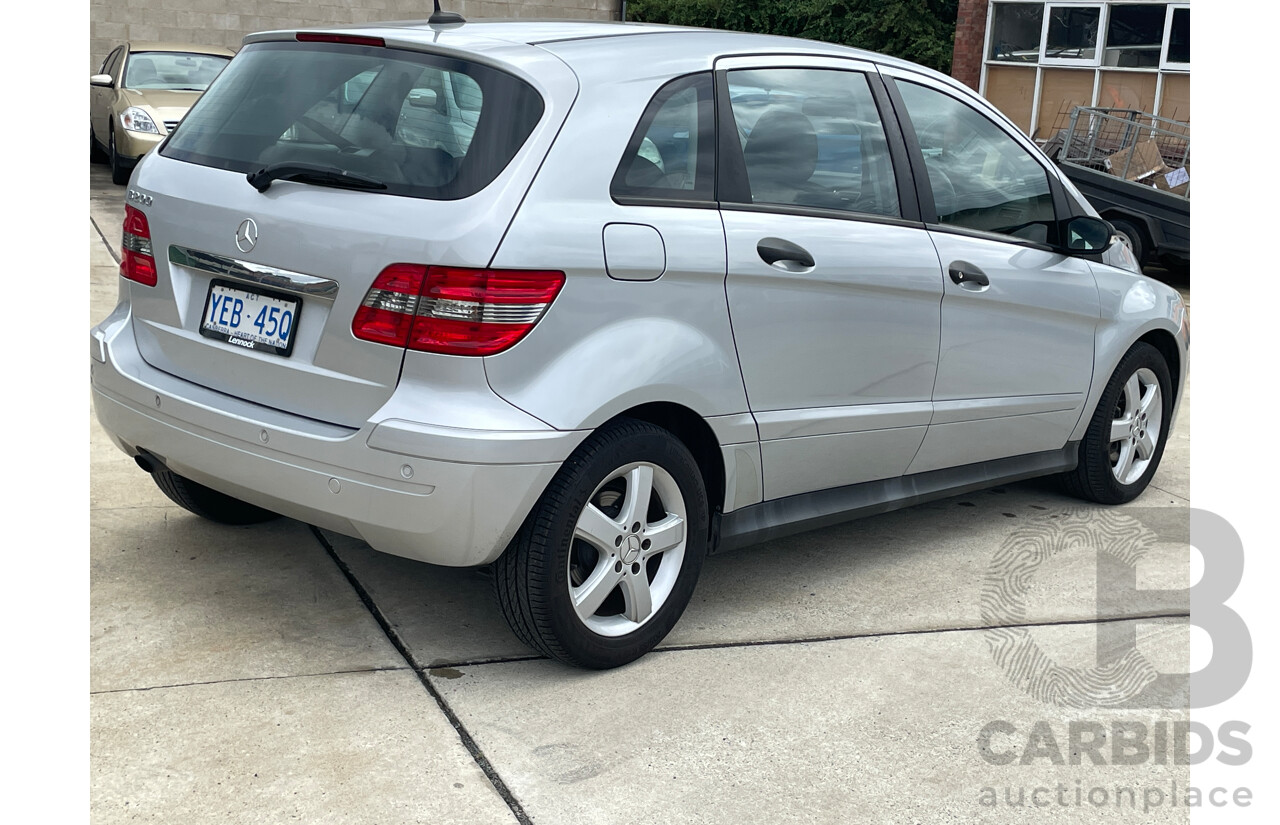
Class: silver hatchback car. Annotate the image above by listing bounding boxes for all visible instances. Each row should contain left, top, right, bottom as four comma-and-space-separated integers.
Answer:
91, 19, 1188, 669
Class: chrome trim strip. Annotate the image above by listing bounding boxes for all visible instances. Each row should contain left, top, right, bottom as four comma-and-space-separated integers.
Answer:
168, 245, 339, 299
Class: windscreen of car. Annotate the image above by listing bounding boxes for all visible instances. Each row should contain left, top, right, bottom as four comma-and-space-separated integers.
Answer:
160, 41, 544, 201
125, 52, 231, 91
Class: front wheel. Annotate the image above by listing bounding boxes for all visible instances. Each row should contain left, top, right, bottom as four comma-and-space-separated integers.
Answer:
493, 419, 709, 669
1063, 342, 1172, 504
109, 125, 130, 185
91, 127, 108, 164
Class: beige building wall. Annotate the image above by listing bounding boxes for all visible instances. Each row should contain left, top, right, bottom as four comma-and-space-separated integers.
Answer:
90, 0, 622, 71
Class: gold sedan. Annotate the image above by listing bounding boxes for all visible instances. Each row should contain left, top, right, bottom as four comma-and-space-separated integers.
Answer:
91, 42, 235, 184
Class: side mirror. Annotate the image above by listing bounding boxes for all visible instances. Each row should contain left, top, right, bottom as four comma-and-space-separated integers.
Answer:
90, 74, 114, 88
1060, 216, 1115, 253
407, 89, 438, 109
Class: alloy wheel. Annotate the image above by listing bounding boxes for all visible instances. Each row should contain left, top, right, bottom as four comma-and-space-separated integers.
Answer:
1108, 367, 1163, 485
567, 461, 687, 637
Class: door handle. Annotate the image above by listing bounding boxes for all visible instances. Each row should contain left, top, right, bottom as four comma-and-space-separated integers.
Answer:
757, 237, 815, 272
948, 261, 990, 289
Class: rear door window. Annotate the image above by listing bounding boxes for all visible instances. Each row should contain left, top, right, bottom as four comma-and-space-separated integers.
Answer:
723, 68, 901, 218
161, 41, 544, 201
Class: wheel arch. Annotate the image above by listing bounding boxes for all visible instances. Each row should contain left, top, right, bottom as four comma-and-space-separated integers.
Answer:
1137, 327, 1182, 404
600, 401, 726, 530
1071, 318, 1186, 444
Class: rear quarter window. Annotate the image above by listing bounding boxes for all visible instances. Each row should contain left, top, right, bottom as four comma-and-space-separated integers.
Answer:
611, 73, 715, 204
161, 41, 544, 201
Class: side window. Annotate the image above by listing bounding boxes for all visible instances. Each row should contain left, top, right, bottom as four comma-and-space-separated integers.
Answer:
896, 81, 1056, 242
724, 67, 900, 218
105, 47, 125, 81
611, 73, 714, 203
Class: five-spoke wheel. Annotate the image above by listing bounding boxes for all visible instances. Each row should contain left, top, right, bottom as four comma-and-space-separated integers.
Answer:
1107, 367, 1163, 486
1064, 342, 1172, 504
569, 462, 688, 636
493, 419, 708, 669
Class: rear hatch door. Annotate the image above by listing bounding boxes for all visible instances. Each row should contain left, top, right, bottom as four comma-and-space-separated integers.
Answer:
127, 33, 576, 428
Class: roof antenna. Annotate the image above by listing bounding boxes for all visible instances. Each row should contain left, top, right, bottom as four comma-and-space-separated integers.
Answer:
429, 1, 465, 25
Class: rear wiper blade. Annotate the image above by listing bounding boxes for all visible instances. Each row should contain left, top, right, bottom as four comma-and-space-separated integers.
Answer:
247, 162, 387, 193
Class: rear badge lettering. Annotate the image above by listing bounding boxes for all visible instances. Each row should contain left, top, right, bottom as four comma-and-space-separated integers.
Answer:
127, 189, 153, 207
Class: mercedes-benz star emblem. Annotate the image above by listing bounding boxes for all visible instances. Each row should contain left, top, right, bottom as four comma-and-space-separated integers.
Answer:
235, 218, 259, 253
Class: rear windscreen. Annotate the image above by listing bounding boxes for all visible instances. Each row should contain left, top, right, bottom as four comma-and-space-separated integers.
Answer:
161, 41, 545, 200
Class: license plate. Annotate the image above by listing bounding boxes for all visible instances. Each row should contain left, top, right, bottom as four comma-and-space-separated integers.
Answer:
200, 280, 301, 356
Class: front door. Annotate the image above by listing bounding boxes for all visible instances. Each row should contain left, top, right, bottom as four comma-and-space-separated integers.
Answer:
882, 71, 1100, 474
91, 47, 125, 147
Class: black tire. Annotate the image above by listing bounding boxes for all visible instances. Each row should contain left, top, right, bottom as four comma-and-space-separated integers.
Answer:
1109, 218, 1147, 266
90, 127, 108, 164
109, 125, 130, 185
493, 418, 709, 669
152, 468, 280, 525
1063, 342, 1172, 504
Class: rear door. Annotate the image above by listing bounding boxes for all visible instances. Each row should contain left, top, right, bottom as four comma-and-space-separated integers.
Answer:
715, 56, 945, 500
126, 37, 576, 428
880, 69, 1101, 474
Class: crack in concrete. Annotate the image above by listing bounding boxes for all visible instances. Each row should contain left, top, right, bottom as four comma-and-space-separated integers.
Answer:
420, 611, 1192, 671
309, 526, 532, 825
89, 665, 408, 695
652, 611, 1191, 656
91, 215, 120, 263
1147, 484, 1190, 502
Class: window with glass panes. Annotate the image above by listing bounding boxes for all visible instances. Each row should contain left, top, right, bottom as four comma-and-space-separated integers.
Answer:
980, 1, 1189, 139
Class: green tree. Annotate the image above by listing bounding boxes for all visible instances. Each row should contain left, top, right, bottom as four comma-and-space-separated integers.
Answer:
626, 0, 960, 74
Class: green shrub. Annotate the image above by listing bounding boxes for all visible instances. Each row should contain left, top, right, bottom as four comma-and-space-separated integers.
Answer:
626, 0, 959, 74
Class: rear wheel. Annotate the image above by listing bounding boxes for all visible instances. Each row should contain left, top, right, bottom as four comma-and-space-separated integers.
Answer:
493, 419, 709, 669
152, 468, 280, 525
1063, 342, 1172, 504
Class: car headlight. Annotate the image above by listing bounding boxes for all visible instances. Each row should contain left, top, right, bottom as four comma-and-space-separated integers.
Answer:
120, 107, 160, 134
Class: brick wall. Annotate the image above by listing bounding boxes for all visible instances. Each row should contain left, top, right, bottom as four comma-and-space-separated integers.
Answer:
90, 0, 621, 71
951, 0, 988, 90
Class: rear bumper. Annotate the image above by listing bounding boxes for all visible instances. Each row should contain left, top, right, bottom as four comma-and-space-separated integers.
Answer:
90, 304, 585, 567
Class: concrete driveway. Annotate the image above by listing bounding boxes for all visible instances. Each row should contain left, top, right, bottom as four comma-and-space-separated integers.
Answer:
90, 163, 1192, 823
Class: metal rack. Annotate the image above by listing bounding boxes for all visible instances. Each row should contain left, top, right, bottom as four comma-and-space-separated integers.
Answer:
1053, 106, 1190, 185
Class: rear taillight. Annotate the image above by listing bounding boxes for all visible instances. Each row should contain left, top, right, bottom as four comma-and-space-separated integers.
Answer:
120, 205, 157, 287
352, 265, 564, 356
